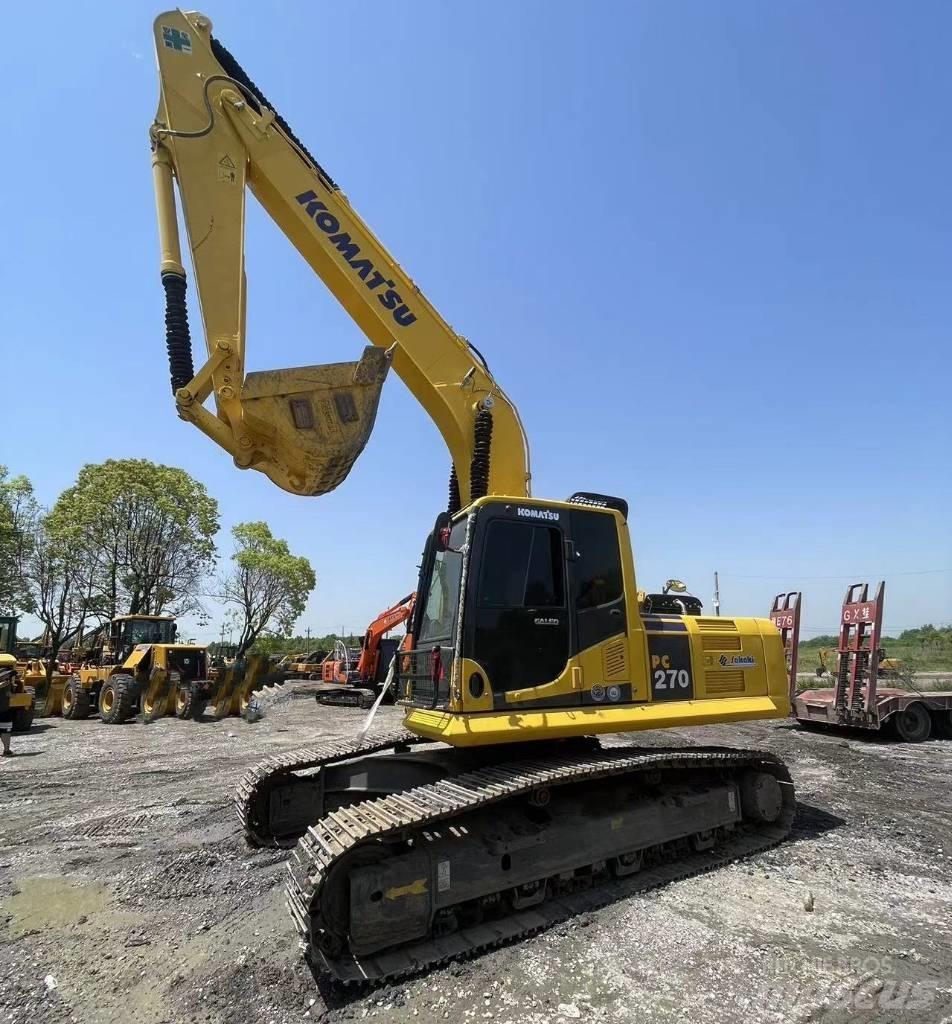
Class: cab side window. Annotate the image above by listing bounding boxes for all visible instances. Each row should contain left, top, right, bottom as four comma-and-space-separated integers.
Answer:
570, 511, 625, 649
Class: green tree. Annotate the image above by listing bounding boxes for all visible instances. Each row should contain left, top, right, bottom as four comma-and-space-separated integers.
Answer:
22, 511, 95, 700
220, 522, 316, 657
48, 459, 219, 620
0, 467, 40, 613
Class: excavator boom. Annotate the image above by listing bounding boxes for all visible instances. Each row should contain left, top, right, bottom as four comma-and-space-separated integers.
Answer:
151, 11, 529, 501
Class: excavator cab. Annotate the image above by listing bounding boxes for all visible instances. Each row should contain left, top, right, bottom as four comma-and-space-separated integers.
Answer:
399, 494, 790, 746
401, 495, 630, 716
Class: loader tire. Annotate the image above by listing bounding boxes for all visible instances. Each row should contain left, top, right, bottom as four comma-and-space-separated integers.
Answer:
11, 706, 34, 733
892, 702, 932, 743
62, 678, 91, 720
99, 675, 137, 725
175, 684, 207, 722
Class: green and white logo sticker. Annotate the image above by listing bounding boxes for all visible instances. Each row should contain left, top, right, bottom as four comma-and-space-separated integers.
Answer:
162, 25, 192, 54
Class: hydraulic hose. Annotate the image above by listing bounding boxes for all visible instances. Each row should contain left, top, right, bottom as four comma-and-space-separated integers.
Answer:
448, 465, 461, 515
209, 35, 338, 191
469, 409, 493, 503
162, 272, 194, 392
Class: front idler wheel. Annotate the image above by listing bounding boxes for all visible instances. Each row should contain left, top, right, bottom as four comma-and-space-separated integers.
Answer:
739, 771, 783, 823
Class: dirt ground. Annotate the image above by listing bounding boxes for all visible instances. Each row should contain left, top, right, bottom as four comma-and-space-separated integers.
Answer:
2, 685, 951, 1024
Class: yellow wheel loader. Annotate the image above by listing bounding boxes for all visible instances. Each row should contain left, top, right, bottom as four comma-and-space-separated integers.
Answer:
0, 618, 36, 732
150, 12, 798, 981
64, 615, 213, 724
0, 618, 68, 716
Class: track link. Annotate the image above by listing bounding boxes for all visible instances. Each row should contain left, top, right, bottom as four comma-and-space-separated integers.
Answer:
285, 746, 794, 984
235, 730, 430, 847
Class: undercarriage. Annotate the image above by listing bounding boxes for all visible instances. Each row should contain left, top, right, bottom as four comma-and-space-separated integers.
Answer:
236, 734, 795, 983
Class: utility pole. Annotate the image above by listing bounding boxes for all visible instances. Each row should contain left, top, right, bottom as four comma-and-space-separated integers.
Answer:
305, 626, 311, 654
713, 572, 721, 617
219, 622, 226, 652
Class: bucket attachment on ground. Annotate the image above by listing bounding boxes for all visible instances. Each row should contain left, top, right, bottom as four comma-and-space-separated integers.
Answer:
212, 654, 274, 719
142, 667, 174, 722
238, 346, 391, 496
33, 673, 66, 717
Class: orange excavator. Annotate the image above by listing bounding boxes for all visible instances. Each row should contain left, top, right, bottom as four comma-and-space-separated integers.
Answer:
314, 593, 415, 708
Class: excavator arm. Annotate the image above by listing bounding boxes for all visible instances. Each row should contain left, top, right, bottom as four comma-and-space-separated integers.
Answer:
355, 592, 416, 681
150, 10, 530, 502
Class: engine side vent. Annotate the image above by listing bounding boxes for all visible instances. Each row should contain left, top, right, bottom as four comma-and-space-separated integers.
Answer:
701, 634, 743, 652
602, 638, 628, 680
696, 617, 739, 632
706, 670, 746, 695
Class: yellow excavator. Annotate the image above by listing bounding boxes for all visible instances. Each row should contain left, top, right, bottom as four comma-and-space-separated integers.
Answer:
151, 11, 795, 983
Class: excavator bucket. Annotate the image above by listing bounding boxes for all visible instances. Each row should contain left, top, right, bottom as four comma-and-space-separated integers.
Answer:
239, 347, 391, 496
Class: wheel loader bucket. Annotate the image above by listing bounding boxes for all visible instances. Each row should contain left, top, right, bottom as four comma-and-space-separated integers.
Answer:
142, 667, 174, 722
33, 672, 67, 717
238, 346, 391, 496
234, 654, 276, 716
210, 654, 273, 718
211, 662, 243, 719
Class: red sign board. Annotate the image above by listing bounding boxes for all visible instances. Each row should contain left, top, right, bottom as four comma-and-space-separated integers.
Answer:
842, 601, 876, 625
770, 611, 796, 631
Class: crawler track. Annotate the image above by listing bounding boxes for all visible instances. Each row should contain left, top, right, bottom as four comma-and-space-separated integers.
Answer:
235, 729, 429, 847
283, 745, 795, 984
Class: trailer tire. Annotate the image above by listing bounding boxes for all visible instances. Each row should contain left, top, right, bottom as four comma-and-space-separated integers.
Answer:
893, 702, 932, 743
932, 710, 952, 740
99, 675, 137, 724
62, 678, 91, 720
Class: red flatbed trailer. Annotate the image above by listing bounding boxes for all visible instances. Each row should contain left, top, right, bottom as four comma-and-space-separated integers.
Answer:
787, 582, 952, 742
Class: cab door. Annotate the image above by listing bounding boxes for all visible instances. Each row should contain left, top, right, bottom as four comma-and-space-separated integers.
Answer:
468, 515, 572, 701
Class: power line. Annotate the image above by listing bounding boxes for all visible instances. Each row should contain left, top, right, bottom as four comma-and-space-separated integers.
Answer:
720, 569, 951, 581
799, 623, 951, 634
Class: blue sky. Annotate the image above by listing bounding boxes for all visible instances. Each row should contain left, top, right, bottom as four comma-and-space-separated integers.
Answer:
4, 1, 949, 643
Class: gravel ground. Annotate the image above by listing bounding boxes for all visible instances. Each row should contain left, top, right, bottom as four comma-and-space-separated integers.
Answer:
2, 684, 951, 1024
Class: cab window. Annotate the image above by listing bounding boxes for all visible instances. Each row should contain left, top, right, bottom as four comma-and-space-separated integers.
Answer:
478, 522, 564, 608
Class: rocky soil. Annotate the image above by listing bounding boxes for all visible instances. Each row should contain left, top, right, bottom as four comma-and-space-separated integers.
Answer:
2, 684, 951, 1023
